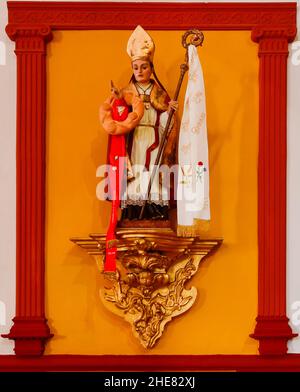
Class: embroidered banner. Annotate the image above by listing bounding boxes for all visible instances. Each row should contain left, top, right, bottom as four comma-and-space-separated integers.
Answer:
177, 45, 210, 236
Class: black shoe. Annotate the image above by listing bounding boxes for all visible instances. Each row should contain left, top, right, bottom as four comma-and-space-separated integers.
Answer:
127, 205, 134, 220
150, 203, 164, 220
145, 203, 156, 218
132, 205, 142, 220
121, 208, 128, 220
160, 205, 169, 220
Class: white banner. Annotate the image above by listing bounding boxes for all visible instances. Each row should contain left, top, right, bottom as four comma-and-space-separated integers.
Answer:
177, 45, 210, 236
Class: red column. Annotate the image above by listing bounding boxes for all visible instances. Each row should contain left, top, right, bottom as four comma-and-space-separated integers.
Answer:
2, 25, 53, 356
250, 28, 297, 355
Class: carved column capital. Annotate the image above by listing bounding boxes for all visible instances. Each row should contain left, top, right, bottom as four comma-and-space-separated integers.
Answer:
251, 27, 296, 43
5, 24, 53, 53
251, 27, 297, 56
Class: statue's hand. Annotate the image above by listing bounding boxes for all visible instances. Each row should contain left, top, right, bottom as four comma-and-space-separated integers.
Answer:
99, 103, 116, 134
110, 81, 121, 99
111, 91, 119, 100
105, 120, 117, 135
99, 93, 144, 135
168, 100, 179, 113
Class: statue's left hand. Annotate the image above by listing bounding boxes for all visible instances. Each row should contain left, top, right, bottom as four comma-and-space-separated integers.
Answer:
168, 100, 179, 113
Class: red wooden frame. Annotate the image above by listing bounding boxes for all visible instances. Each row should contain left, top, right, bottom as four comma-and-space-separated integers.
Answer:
0, 354, 300, 372
1, 1, 298, 370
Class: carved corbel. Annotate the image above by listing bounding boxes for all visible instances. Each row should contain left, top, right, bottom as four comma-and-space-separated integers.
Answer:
72, 228, 222, 348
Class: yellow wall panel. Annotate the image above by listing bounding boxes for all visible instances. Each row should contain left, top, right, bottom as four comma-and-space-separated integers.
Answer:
45, 30, 258, 355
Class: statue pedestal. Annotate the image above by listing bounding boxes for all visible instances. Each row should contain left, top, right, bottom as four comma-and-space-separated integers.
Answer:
71, 228, 221, 348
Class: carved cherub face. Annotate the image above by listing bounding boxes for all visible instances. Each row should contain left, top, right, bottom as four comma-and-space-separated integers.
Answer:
132, 59, 152, 84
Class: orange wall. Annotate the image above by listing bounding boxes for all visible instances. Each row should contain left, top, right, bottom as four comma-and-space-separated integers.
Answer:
45, 30, 258, 355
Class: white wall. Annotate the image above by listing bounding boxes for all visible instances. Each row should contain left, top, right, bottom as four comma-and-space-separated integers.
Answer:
0, 0, 299, 354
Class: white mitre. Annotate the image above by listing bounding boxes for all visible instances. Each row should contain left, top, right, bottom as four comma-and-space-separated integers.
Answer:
126, 25, 155, 63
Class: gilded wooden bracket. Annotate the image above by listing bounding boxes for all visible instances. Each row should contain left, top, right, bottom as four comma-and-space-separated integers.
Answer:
71, 228, 222, 348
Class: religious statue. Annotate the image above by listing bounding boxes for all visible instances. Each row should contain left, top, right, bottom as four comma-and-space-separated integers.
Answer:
99, 26, 210, 273
100, 25, 178, 222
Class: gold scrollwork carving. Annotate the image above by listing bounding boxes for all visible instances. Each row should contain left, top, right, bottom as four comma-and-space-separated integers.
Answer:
71, 228, 221, 348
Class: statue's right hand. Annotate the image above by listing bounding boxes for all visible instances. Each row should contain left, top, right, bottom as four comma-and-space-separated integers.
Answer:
111, 91, 119, 100
105, 96, 115, 106
105, 120, 117, 135
99, 93, 144, 135
99, 103, 116, 134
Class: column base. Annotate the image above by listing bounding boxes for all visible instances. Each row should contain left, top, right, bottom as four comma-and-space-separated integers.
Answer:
2, 317, 53, 356
250, 316, 297, 355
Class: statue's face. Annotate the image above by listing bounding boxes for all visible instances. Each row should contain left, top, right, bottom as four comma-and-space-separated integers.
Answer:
132, 60, 152, 84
